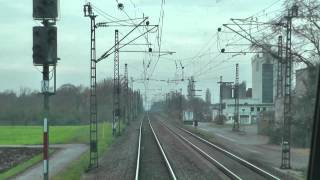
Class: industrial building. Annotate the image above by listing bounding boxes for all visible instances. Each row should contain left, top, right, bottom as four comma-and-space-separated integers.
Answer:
251, 50, 277, 104
213, 49, 277, 125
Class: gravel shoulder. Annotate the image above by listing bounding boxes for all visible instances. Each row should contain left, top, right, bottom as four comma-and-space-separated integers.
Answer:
83, 120, 140, 180
187, 122, 307, 179
171, 123, 266, 180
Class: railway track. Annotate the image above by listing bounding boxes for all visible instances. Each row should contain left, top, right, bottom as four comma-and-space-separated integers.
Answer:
156, 119, 281, 180
135, 117, 177, 180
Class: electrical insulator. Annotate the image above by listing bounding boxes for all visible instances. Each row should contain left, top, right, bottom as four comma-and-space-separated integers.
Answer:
83, 3, 92, 17
118, 3, 124, 10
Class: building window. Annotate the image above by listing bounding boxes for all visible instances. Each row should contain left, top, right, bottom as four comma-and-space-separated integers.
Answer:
262, 64, 274, 103
263, 107, 266, 111
251, 107, 254, 112
257, 107, 260, 112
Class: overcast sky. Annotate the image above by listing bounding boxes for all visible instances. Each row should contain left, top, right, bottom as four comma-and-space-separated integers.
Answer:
0, 0, 283, 105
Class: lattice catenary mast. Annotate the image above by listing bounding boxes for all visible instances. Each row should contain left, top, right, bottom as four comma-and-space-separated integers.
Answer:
233, 64, 240, 131
84, 3, 98, 169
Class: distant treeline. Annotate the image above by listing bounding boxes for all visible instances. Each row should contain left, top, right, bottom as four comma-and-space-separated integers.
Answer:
150, 91, 212, 122
0, 79, 143, 125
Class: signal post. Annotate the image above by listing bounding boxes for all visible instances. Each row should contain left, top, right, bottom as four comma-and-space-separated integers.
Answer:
32, 0, 59, 179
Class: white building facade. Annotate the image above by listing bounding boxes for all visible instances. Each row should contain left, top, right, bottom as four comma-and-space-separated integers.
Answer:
213, 49, 277, 125
220, 98, 274, 125
251, 51, 278, 104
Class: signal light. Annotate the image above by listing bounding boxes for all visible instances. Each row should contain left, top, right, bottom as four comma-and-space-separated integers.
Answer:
33, 0, 58, 19
33, 26, 57, 65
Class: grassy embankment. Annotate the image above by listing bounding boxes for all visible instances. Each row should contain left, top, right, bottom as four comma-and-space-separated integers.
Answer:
0, 122, 119, 179
53, 122, 124, 180
0, 125, 89, 145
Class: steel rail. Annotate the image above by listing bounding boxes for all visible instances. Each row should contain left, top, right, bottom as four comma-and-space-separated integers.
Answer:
134, 121, 143, 180
148, 118, 177, 180
158, 121, 241, 180
179, 127, 281, 180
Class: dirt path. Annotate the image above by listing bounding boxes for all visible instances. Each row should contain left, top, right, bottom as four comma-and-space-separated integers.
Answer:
10, 144, 88, 180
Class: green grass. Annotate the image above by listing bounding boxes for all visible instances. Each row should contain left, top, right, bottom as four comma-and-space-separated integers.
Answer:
184, 125, 215, 141
0, 125, 90, 178
53, 121, 125, 180
0, 122, 125, 179
0, 125, 89, 145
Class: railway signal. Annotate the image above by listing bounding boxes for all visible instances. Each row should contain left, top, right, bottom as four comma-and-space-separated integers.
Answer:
32, 0, 59, 179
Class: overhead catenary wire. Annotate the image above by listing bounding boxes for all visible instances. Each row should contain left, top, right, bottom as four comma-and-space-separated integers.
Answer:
120, 1, 288, 106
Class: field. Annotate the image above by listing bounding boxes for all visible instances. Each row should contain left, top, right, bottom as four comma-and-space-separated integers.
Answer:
0, 122, 116, 179
0, 125, 89, 145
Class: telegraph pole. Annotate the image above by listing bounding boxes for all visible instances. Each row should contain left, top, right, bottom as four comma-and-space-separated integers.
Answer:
188, 77, 196, 126
133, 91, 137, 119
124, 64, 129, 124
137, 90, 141, 117
130, 77, 134, 121
218, 76, 223, 124
233, 64, 240, 131
179, 88, 183, 121
281, 4, 298, 169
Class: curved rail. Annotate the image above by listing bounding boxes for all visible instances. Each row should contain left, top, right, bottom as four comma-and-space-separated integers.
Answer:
179, 127, 280, 180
